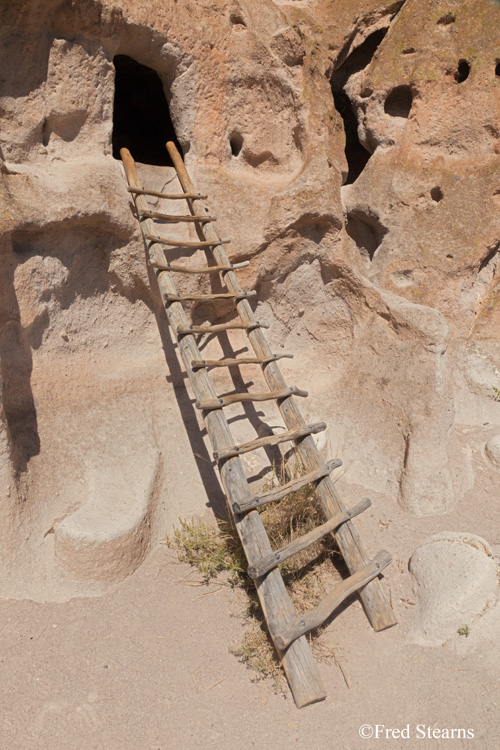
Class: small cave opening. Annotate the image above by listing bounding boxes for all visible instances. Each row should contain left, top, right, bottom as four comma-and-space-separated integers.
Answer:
112, 55, 181, 166
496, 61, 500, 77
384, 85, 413, 118
229, 131, 243, 156
454, 59, 470, 83
331, 28, 388, 185
345, 210, 388, 263
430, 186, 443, 202
229, 10, 246, 27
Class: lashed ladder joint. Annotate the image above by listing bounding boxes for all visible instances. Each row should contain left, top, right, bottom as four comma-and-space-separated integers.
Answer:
120, 142, 396, 709
127, 186, 208, 199
146, 234, 230, 248
196, 385, 308, 411
139, 209, 216, 223
149, 259, 250, 274
176, 321, 270, 336
234, 458, 342, 514
247, 498, 372, 579
213, 422, 326, 462
164, 290, 256, 303
273, 550, 392, 650
191, 353, 293, 371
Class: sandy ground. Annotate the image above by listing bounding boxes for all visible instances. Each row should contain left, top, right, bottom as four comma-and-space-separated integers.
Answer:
1, 339, 499, 749
0, 538, 497, 750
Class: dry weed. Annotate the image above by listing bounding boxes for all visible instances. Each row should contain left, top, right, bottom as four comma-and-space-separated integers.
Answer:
167, 516, 246, 582
167, 450, 344, 685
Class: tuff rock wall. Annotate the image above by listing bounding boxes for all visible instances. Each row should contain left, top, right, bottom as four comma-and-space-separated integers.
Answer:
1, 0, 499, 608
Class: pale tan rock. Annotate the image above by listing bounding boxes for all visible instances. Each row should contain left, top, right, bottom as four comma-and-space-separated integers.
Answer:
0, 0, 499, 599
55, 447, 161, 583
409, 532, 500, 646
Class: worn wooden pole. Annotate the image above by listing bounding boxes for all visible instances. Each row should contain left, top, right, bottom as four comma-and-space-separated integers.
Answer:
120, 147, 327, 708
165, 141, 397, 633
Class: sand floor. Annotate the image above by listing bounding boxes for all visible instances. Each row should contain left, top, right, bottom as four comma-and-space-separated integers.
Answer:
1, 540, 497, 750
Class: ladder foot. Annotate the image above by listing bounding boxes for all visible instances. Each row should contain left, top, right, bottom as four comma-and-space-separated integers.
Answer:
273, 550, 392, 650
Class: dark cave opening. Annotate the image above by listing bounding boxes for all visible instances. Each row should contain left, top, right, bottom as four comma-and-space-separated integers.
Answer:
430, 186, 443, 202
384, 85, 413, 118
229, 131, 244, 156
331, 28, 388, 185
454, 59, 470, 83
112, 55, 181, 166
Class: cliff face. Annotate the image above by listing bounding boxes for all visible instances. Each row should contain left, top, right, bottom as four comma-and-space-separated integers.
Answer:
1, 0, 499, 599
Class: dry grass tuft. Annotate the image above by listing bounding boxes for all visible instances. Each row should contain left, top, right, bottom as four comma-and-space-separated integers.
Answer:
167, 450, 343, 686
167, 516, 246, 583
230, 626, 285, 691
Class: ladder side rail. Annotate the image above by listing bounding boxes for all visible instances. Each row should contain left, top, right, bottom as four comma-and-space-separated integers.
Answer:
120, 149, 326, 708
165, 141, 397, 632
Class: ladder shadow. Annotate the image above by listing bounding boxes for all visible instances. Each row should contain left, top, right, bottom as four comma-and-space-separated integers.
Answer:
216, 330, 288, 473
193, 246, 287, 474
147, 275, 229, 522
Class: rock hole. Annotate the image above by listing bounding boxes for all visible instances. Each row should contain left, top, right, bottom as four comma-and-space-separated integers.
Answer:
430, 186, 443, 202
112, 55, 181, 166
345, 210, 388, 263
229, 131, 243, 157
331, 90, 371, 184
42, 119, 49, 147
331, 28, 388, 184
229, 11, 246, 26
384, 85, 413, 118
437, 13, 455, 25
454, 59, 470, 83
402, 47, 416, 54
495, 61, 500, 77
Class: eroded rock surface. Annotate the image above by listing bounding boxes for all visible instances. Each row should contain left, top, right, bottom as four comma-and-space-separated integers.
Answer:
1, 0, 499, 598
409, 532, 500, 646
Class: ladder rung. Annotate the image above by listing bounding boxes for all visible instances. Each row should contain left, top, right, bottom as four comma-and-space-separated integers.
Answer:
234, 458, 341, 513
128, 187, 208, 199
176, 321, 270, 335
273, 550, 392, 650
213, 422, 326, 462
140, 210, 215, 223
164, 291, 256, 303
145, 234, 230, 248
196, 386, 308, 412
150, 260, 250, 274
191, 353, 293, 371
247, 498, 372, 579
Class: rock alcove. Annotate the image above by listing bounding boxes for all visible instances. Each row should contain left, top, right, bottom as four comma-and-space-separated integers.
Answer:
112, 55, 180, 166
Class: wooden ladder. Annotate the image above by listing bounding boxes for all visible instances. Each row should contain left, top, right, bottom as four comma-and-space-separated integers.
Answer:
120, 142, 396, 707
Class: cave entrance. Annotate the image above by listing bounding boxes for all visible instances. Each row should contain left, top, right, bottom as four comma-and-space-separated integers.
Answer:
331, 28, 388, 185
112, 55, 181, 166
